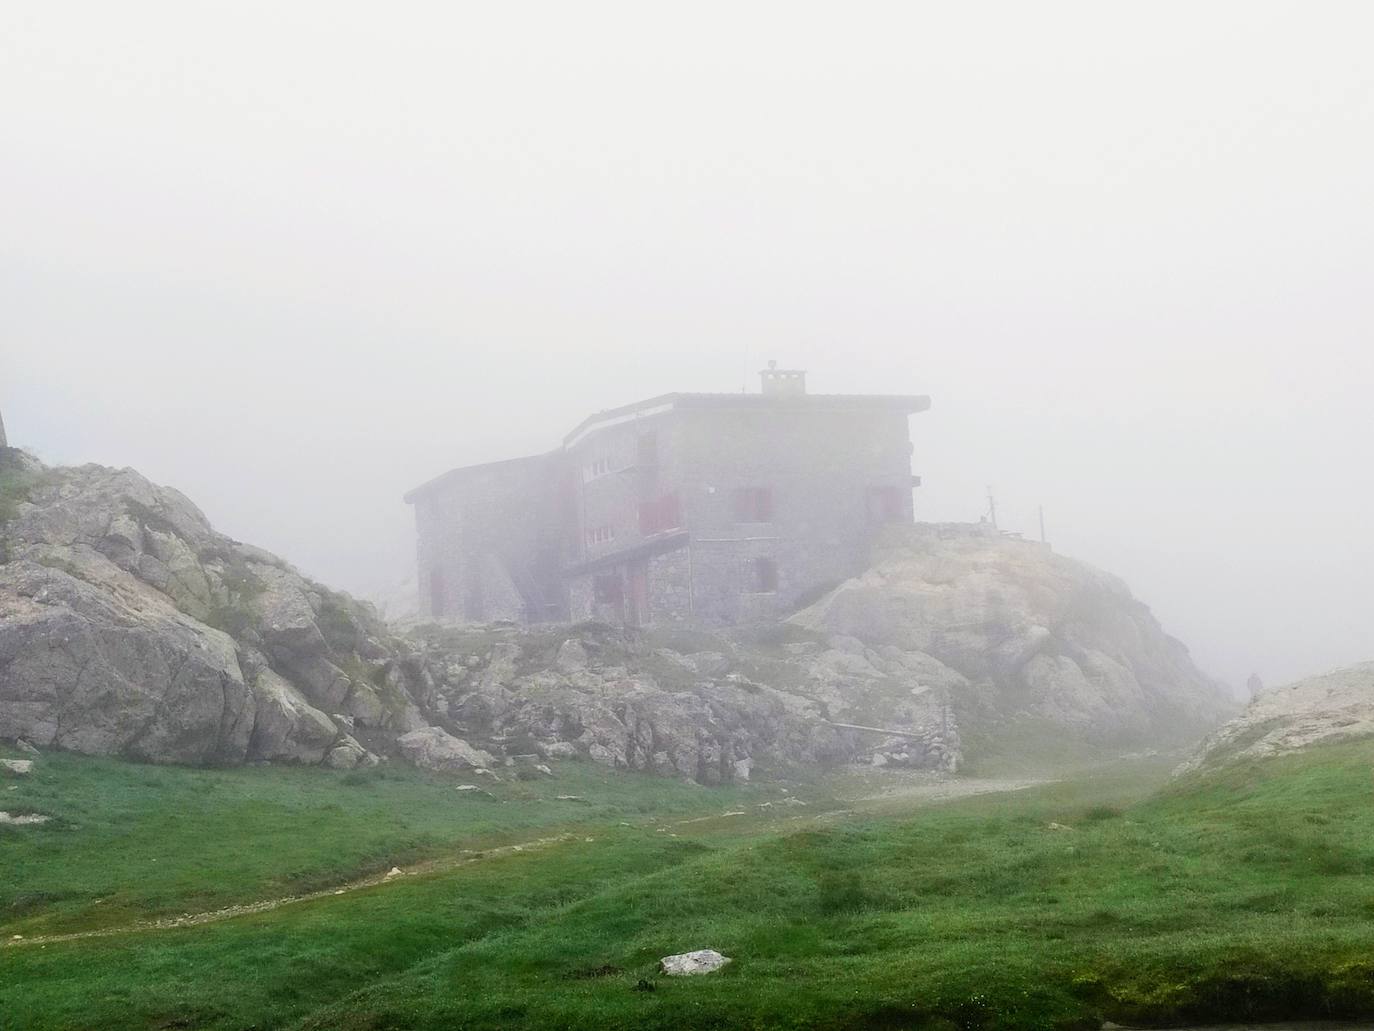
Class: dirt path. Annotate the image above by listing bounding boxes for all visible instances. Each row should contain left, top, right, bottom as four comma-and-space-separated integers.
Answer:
1, 833, 576, 950
2, 774, 1045, 951
836, 773, 1050, 811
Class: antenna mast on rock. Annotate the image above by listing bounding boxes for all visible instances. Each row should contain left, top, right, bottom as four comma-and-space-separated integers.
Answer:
0, 406, 8, 449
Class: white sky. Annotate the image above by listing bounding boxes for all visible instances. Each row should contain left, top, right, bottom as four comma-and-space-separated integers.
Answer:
3, 1, 1372, 690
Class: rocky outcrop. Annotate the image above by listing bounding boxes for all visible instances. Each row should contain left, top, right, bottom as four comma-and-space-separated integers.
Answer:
0, 453, 1229, 780
1177, 663, 1374, 773
0, 453, 413, 768
0, 454, 872, 780
408, 623, 863, 783
790, 523, 1234, 750
397, 727, 494, 772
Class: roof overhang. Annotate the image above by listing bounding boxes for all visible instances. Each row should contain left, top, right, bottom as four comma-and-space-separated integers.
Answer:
407, 390, 932, 502
561, 530, 691, 577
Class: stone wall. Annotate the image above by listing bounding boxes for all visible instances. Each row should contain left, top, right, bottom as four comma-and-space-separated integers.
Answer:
648, 544, 693, 623
410, 454, 565, 624
479, 554, 530, 623
671, 406, 915, 623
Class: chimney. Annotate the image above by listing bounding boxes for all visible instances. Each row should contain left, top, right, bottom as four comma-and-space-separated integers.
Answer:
759, 360, 807, 397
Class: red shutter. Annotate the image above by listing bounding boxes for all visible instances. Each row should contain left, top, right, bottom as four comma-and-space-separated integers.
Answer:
640, 493, 681, 535
757, 487, 773, 521
733, 487, 773, 521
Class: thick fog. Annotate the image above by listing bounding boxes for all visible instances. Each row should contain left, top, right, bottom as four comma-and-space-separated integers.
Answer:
3, 2, 1371, 692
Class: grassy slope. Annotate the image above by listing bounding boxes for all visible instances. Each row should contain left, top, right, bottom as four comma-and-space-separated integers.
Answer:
294, 744, 1374, 1031
0, 748, 782, 938
3, 742, 1374, 1030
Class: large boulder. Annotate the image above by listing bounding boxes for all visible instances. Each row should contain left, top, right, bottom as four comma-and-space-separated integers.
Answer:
0, 560, 254, 763
1178, 663, 1374, 773
790, 523, 1234, 749
0, 455, 397, 766
397, 727, 494, 771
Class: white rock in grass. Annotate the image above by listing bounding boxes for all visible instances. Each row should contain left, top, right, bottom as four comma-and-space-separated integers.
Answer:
0, 811, 48, 825
0, 760, 33, 777
659, 949, 732, 976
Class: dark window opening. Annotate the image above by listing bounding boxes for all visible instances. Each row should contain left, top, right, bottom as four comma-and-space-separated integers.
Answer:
429, 565, 445, 618
751, 557, 779, 593
867, 485, 905, 523
639, 492, 682, 535
593, 573, 623, 605
733, 486, 774, 522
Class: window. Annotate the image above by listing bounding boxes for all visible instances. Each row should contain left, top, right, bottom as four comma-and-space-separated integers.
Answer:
750, 557, 778, 593
584, 455, 614, 481
638, 492, 682, 535
867, 485, 906, 523
733, 486, 774, 522
593, 573, 622, 605
559, 471, 581, 553
585, 525, 616, 546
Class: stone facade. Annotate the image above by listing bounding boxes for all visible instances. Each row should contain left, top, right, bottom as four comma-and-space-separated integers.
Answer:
406, 370, 929, 627
407, 453, 567, 623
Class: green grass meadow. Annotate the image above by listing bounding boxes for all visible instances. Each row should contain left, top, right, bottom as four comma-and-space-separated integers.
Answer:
3, 740, 1374, 1030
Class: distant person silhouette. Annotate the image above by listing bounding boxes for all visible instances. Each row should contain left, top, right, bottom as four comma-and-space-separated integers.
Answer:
1246, 672, 1264, 700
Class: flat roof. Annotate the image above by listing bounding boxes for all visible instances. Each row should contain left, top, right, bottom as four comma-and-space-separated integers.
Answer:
402, 451, 553, 504
562, 391, 931, 447
406, 389, 931, 502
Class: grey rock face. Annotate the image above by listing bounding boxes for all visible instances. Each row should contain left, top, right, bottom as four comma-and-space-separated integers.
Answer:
0, 560, 254, 764
1178, 662, 1374, 773
0, 455, 1226, 780
397, 727, 494, 771
0, 456, 387, 767
790, 523, 1233, 749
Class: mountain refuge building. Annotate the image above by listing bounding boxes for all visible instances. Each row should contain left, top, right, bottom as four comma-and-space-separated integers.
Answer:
404, 367, 930, 627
